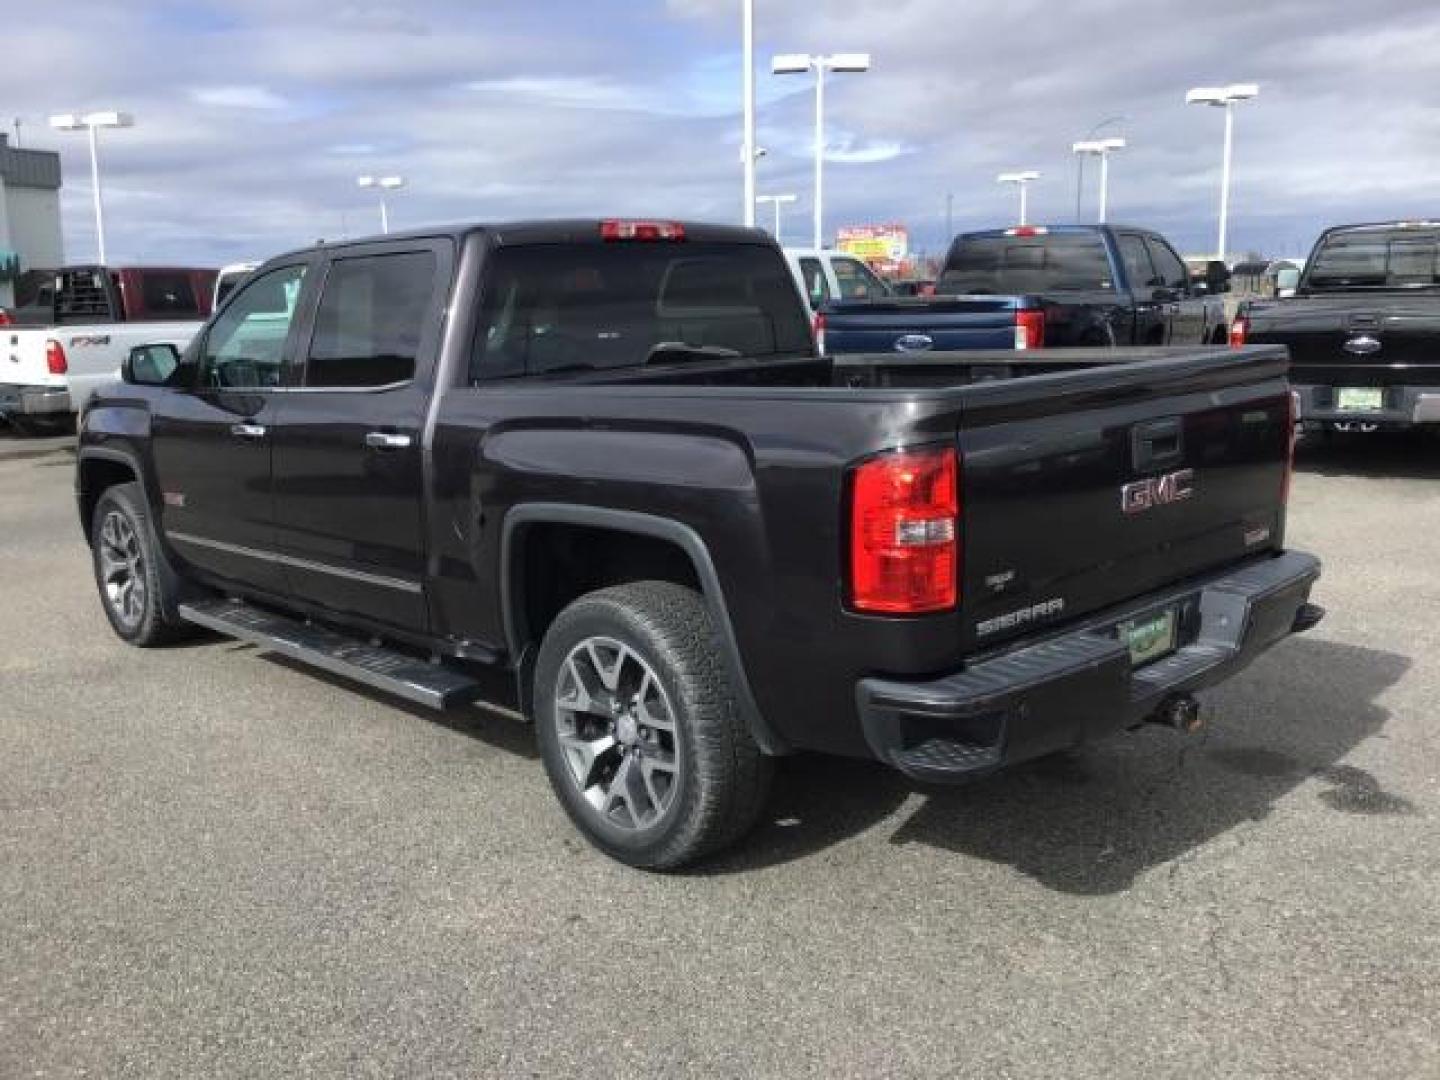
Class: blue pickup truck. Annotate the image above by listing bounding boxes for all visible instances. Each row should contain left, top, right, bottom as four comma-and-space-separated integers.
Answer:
822, 225, 1230, 355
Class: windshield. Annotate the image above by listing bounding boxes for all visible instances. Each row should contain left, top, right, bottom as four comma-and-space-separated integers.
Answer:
1304, 229, 1440, 290
470, 243, 812, 381
936, 235, 1115, 295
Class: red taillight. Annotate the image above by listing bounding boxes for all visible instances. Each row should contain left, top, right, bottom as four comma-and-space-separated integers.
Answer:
1229, 315, 1249, 348
0, 308, 12, 327
46, 339, 68, 375
600, 219, 686, 242
849, 447, 960, 614
1014, 308, 1045, 350
1004, 226, 1048, 238
813, 310, 827, 355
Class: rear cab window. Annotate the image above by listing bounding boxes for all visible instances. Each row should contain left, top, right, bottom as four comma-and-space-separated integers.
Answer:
138, 271, 202, 318
1304, 227, 1440, 290
938, 233, 1116, 294
470, 242, 813, 382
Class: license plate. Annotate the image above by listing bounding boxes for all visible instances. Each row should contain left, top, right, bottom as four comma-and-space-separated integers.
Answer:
1118, 608, 1178, 667
1337, 387, 1383, 412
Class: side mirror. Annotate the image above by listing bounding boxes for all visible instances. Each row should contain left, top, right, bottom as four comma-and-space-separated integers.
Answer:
123, 343, 182, 386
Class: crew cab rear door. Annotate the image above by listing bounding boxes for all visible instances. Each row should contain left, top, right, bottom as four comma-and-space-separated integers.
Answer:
269, 238, 453, 632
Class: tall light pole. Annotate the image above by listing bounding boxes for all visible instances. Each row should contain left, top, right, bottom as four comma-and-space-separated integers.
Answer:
772, 52, 872, 250
1186, 83, 1259, 264
741, 0, 756, 227
1071, 137, 1126, 223
755, 193, 797, 244
1074, 115, 1123, 220
48, 111, 134, 265
997, 171, 1040, 226
357, 175, 405, 234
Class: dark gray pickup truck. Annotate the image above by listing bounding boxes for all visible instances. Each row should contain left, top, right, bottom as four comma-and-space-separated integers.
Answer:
77, 219, 1323, 868
1238, 221, 1440, 431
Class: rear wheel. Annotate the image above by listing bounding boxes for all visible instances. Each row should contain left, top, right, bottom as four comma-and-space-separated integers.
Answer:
90, 482, 195, 646
534, 581, 773, 869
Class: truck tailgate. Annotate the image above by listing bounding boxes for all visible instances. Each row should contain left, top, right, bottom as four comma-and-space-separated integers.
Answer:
3, 330, 64, 388
1248, 296, 1440, 387
824, 296, 1022, 354
955, 347, 1292, 651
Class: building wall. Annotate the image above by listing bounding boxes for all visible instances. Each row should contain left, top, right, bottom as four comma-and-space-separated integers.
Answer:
6, 185, 64, 268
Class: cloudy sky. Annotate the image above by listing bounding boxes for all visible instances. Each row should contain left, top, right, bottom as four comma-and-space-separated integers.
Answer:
5, 0, 1437, 266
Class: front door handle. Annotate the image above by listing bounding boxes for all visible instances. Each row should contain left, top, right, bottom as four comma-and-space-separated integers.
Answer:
365, 431, 413, 450
231, 422, 267, 440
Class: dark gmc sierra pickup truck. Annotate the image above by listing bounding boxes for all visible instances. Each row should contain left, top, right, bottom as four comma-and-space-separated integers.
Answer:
77, 219, 1323, 869
1237, 221, 1440, 431
822, 225, 1230, 356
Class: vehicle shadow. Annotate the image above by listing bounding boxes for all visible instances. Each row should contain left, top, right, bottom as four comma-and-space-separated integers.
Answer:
1296, 429, 1440, 480
701, 637, 1411, 888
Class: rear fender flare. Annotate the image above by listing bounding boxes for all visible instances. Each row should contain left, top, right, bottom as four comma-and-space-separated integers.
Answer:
499, 503, 787, 755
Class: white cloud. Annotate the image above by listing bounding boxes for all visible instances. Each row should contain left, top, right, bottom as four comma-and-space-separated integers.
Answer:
190, 85, 288, 110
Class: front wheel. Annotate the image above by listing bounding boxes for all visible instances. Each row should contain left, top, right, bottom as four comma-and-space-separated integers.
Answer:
90, 482, 194, 646
534, 581, 773, 870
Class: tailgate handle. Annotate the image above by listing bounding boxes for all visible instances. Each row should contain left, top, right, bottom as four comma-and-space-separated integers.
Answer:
1131, 417, 1184, 471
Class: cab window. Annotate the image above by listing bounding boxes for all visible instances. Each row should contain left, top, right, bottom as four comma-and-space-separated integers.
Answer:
304, 251, 436, 388
1144, 238, 1191, 292
799, 257, 831, 309
832, 258, 891, 300
199, 264, 306, 390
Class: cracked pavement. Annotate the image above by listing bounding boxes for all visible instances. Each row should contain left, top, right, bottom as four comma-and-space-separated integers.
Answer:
1, 429, 1437, 1078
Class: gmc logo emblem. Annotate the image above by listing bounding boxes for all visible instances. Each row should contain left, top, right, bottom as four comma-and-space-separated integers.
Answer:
1122, 468, 1194, 514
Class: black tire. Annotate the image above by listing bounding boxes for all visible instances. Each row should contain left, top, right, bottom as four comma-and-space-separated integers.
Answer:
90, 482, 195, 647
534, 581, 773, 870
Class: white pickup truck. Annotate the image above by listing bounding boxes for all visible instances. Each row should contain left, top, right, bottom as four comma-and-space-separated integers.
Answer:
2, 265, 215, 432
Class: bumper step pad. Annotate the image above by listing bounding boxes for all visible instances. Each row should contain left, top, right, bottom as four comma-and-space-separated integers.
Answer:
179, 598, 484, 710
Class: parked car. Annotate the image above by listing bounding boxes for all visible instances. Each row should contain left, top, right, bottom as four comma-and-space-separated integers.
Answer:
1236, 221, 1440, 432
2, 265, 215, 432
77, 218, 1322, 868
820, 225, 1230, 356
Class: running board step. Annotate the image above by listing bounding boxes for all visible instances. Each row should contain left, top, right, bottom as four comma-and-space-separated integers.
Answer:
178, 598, 484, 710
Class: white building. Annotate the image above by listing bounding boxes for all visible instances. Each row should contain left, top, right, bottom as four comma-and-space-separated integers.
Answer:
0, 134, 63, 308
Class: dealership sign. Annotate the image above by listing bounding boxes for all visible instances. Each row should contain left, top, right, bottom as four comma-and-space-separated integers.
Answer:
837, 225, 909, 263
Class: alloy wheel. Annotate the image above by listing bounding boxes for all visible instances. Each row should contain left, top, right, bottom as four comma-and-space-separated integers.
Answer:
552, 636, 681, 831
98, 510, 147, 629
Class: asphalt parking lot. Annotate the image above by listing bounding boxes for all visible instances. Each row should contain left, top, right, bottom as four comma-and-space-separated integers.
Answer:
2, 427, 1437, 1079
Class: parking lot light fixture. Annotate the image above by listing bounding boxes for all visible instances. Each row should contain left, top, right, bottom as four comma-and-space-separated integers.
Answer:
1186, 83, 1260, 263
997, 170, 1041, 226
771, 52, 873, 249
48, 110, 135, 265
1071, 137, 1126, 223
755, 193, 798, 244
357, 175, 405, 235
